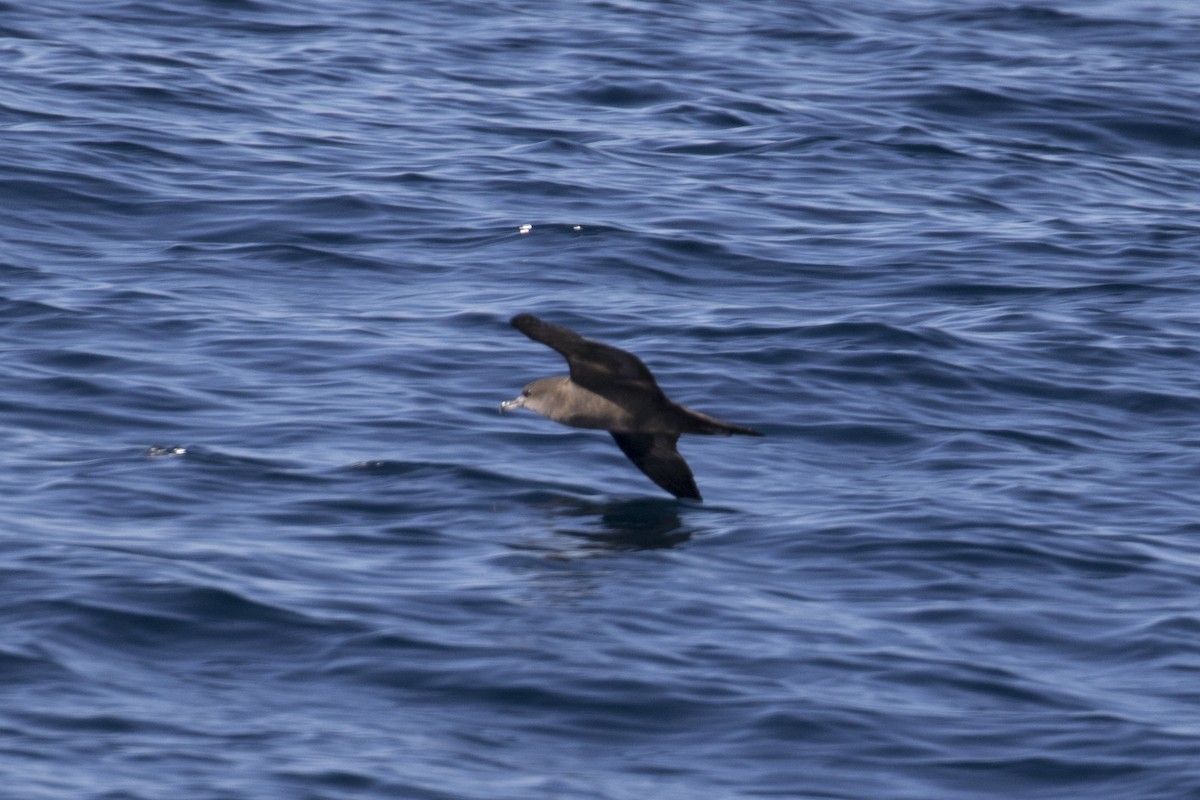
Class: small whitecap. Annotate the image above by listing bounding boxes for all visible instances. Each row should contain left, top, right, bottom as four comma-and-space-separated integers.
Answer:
518, 224, 533, 234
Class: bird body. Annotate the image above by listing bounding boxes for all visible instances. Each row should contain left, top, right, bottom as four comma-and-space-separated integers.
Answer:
509, 376, 643, 431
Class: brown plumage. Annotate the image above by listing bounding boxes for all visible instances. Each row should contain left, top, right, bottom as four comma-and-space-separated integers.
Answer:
500, 314, 762, 500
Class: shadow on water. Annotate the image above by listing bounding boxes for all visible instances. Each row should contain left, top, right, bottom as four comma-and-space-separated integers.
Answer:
545, 496, 697, 551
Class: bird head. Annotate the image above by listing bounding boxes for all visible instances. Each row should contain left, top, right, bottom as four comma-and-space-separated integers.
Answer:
499, 377, 561, 416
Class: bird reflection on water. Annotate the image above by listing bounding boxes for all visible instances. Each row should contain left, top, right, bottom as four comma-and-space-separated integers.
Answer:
544, 496, 695, 551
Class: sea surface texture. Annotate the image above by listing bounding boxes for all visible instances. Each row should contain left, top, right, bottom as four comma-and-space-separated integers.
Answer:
3, 1, 1199, 798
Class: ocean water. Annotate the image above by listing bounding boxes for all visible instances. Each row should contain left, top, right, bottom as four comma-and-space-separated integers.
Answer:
3, 0, 1200, 797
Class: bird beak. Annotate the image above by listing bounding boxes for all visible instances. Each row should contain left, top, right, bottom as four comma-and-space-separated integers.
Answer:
499, 395, 524, 413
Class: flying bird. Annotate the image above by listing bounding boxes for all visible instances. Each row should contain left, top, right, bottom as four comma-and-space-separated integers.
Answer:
500, 313, 762, 500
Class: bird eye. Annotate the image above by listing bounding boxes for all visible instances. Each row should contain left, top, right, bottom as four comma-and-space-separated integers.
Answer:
522, 388, 531, 396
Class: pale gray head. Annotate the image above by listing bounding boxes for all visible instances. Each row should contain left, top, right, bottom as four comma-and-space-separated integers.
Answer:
499, 376, 567, 418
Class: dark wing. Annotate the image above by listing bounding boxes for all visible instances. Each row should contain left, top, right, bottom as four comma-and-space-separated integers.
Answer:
511, 314, 663, 398
610, 432, 701, 501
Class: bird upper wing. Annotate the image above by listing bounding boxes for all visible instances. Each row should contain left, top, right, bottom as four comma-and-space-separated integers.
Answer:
610, 432, 701, 500
511, 314, 663, 398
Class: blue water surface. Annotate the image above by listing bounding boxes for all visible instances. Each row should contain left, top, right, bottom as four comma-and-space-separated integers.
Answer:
3, 1, 1200, 798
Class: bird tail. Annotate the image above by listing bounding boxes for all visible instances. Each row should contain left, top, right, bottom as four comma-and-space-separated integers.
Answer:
673, 404, 763, 437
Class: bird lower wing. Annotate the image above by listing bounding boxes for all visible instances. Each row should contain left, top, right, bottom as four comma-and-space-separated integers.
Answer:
610, 432, 701, 500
